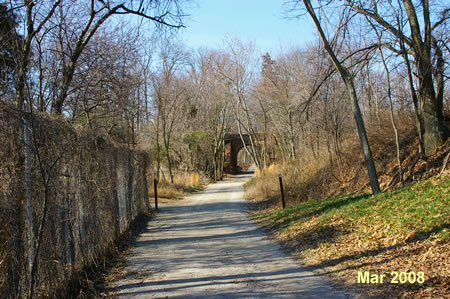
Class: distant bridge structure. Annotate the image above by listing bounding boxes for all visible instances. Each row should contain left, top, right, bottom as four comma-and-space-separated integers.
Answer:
224, 134, 251, 174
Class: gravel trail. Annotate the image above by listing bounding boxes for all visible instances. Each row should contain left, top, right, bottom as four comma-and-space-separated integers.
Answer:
112, 173, 356, 298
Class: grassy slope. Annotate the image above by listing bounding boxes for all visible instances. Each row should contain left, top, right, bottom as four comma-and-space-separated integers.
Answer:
248, 174, 449, 298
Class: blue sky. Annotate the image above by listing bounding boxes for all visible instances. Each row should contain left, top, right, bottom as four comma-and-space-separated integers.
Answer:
180, 0, 316, 54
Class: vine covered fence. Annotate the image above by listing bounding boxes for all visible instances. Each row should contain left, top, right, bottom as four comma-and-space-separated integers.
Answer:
0, 106, 150, 297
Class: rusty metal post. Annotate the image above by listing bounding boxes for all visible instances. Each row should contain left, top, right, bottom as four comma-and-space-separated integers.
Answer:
278, 174, 286, 209
154, 178, 158, 211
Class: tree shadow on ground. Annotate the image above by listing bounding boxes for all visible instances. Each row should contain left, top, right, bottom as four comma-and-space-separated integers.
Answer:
295, 223, 450, 298
289, 224, 349, 251
405, 223, 450, 243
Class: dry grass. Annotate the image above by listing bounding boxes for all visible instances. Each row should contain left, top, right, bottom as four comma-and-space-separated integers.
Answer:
248, 173, 449, 298
148, 171, 207, 201
245, 114, 450, 298
247, 119, 448, 210
246, 151, 336, 209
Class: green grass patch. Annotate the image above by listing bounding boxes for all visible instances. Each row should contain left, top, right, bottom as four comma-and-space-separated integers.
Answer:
256, 176, 449, 242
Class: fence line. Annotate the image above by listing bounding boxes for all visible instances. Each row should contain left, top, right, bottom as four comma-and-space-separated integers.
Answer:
0, 107, 150, 297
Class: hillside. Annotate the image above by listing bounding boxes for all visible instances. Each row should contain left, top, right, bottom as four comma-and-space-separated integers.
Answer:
246, 157, 449, 298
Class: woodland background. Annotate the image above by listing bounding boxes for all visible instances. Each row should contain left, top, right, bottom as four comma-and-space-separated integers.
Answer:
0, 0, 448, 297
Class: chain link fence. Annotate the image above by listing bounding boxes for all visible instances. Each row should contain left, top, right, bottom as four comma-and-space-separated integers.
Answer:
0, 106, 150, 297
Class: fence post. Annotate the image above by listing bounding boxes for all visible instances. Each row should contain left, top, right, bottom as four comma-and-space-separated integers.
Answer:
154, 178, 158, 211
278, 174, 286, 209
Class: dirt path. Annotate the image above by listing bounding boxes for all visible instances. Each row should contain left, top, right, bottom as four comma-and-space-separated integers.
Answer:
112, 173, 357, 298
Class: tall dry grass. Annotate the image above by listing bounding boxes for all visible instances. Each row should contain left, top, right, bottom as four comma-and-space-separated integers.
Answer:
148, 170, 208, 199
246, 112, 420, 210
246, 151, 331, 209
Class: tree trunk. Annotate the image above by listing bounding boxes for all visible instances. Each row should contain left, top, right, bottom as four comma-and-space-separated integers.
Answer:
346, 78, 381, 194
400, 42, 425, 155
403, 0, 444, 156
433, 38, 444, 126
156, 114, 161, 180
421, 79, 445, 156
164, 133, 174, 184
304, 0, 380, 194
379, 47, 403, 184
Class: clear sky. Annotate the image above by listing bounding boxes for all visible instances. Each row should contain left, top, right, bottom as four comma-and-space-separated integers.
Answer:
180, 0, 316, 54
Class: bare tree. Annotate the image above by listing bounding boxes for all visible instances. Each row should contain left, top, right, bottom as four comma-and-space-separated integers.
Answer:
217, 38, 265, 170
193, 50, 234, 180
0, 3, 21, 99
346, 0, 448, 156
301, 0, 381, 194
12, 0, 62, 110
372, 29, 404, 184
8, 0, 186, 113
50, 0, 185, 114
152, 40, 189, 183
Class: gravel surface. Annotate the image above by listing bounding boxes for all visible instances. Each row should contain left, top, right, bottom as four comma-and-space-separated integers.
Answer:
112, 173, 358, 298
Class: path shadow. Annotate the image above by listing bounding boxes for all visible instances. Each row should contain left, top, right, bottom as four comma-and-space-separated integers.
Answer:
113, 267, 339, 298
